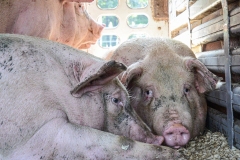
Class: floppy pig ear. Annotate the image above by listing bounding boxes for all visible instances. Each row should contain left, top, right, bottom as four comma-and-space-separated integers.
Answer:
121, 61, 143, 87
71, 60, 126, 97
184, 58, 222, 93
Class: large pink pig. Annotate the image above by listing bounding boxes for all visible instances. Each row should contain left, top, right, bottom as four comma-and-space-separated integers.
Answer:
110, 37, 222, 149
0, 0, 103, 49
0, 34, 184, 159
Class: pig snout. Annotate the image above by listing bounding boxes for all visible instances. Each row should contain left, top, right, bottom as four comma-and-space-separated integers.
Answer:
163, 123, 190, 149
79, 22, 104, 49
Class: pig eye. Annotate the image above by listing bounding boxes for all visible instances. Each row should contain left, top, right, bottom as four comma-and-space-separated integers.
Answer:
184, 88, 190, 93
79, 3, 85, 10
184, 85, 191, 94
112, 98, 120, 104
145, 90, 153, 98
111, 97, 124, 107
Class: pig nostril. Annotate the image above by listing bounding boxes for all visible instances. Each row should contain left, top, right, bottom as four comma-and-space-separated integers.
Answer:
163, 124, 190, 148
181, 132, 187, 135
166, 132, 173, 136
182, 133, 190, 141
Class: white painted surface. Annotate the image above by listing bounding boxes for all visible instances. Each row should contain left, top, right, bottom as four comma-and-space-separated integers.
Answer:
84, 0, 169, 58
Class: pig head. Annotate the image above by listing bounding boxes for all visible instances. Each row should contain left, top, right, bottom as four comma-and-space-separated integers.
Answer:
0, 34, 184, 159
110, 37, 222, 149
0, 0, 103, 49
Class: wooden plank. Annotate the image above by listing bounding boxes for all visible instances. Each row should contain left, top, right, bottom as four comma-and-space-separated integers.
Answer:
206, 96, 226, 107
192, 45, 202, 54
207, 107, 228, 129
201, 1, 239, 24
233, 104, 240, 113
169, 10, 188, 32
198, 59, 240, 74
179, 27, 188, 34
232, 55, 240, 65
201, 8, 223, 24
175, 0, 196, 14
192, 19, 223, 39
195, 50, 222, 59
207, 90, 227, 103
173, 30, 190, 47
170, 0, 222, 32
191, 20, 202, 29
230, 5, 240, 16
231, 24, 240, 35
234, 120, 240, 149
190, 0, 221, 19
175, 0, 185, 9
233, 48, 240, 55
205, 84, 240, 111
198, 56, 225, 66
168, 0, 176, 27
235, 131, 240, 149
175, 0, 186, 13
202, 40, 223, 51
230, 12, 240, 27
192, 30, 223, 46
235, 120, 240, 133
192, 5, 240, 33
192, 28, 240, 47
192, 11, 240, 40
192, 16, 223, 35
169, 0, 237, 33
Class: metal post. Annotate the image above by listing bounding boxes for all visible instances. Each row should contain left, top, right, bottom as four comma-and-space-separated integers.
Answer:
187, 0, 191, 48
221, 0, 234, 148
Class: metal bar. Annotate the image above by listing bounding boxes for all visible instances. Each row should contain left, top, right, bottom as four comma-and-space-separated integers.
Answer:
221, 0, 234, 148
187, 0, 191, 48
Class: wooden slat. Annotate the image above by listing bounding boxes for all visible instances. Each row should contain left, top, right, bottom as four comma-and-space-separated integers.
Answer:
169, 10, 188, 32
191, 10, 240, 44
229, 7, 240, 33
175, 0, 196, 13
202, 40, 223, 51
201, 1, 239, 24
192, 16, 223, 34
172, 31, 190, 47
170, 0, 222, 32
192, 30, 223, 46
192, 16, 223, 39
175, 0, 186, 13
190, 0, 221, 19
192, 45, 202, 54
175, 0, 185, 8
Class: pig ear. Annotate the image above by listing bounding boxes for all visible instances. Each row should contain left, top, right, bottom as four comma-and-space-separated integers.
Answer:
184, 58, 222, 93
71, 60, 127, 97
121, 62, 143, 87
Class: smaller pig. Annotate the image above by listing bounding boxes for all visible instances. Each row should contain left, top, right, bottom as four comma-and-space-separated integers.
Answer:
110, 37, 222, 149
0, 34, 183, 160
0, 0, 103, 49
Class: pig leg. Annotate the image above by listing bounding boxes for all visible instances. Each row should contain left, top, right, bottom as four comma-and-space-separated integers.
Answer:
6, 118, 183, 160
